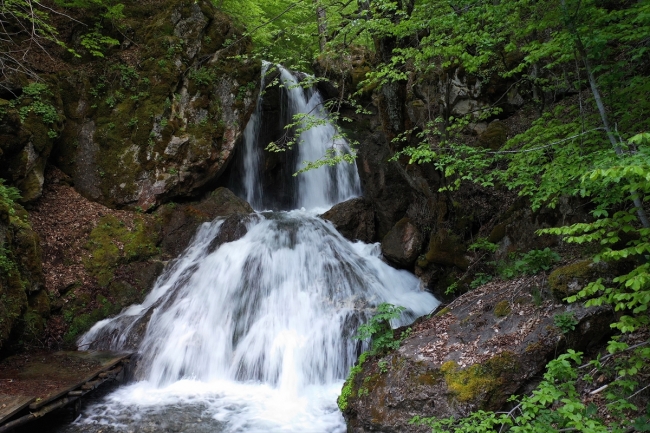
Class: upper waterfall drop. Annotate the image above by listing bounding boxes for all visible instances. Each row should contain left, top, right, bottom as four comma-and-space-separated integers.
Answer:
233, 63, 361, 212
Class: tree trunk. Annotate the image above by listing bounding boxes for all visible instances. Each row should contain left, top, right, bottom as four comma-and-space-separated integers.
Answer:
561, 0, 650, 228
314, 0, 327, 52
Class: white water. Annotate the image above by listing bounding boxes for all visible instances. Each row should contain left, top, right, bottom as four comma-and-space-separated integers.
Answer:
68, 66, 438, 433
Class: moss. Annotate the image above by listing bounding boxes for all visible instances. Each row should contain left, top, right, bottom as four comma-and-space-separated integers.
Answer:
493, 300, 511, 317
548, 259, 597, 301
63, 295, 122, 343
435, 307, 451, 317
478, 121, 508, 150
338, 351, 368, 411
440, 352, 516, 405
83, 215, 160, 287
488, 223, 507, 243
424, 230, 469, 269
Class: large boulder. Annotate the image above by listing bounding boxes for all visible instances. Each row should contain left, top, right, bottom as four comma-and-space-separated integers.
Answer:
54, 0, 260, 210
381, 217, 423, 267
321, 197, 376, 243
341, 277, 614, 433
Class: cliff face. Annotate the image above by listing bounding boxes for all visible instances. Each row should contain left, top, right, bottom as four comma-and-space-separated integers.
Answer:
0, 0, 260, 352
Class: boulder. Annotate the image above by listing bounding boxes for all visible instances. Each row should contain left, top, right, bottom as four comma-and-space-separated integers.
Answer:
321, 197, 376, 243
381, 217, 423, 267
341, 278, 615, 433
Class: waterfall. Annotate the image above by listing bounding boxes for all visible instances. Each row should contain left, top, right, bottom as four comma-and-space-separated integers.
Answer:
232, 64, 361, 211
67, 65, 438, 433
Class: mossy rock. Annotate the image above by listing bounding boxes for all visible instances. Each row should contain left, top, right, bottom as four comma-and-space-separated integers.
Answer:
440, 352, 516, 406
423, 230, 469, 269
548, 259, 618, 302
493, 300, 511, 317
83, 215, 161, 287
54, 0, 260, 210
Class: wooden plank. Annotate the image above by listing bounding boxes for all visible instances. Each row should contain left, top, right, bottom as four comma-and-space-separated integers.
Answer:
28, 353, 131, 410
0, 395, 35, 424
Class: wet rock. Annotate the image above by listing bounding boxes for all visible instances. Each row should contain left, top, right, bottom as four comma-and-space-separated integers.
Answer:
342, 278, 615, 433
381, 218, 423, 267
207, 213, 259, 253
321, 197, 376, 243
158, 187, 253, 257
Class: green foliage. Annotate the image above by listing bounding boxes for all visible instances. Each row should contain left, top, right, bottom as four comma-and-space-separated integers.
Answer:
338, 351, 367, 411
494, 248, 561, 279
80, 23, 119, 57
188, 67, 216, 86
470, 273, 492, 290
354, 303, 407, 356
468, 238, 498, 254
540, 133, 650, 335
8, 83, 59, 136
554, 312, 578, 334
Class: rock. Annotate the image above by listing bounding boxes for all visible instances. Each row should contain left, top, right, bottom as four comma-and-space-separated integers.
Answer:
0, 198, 47, 351
207, 213, 259, 253
158, 187, 253, 257
421, 230, 468, 269
381, 218, 423, 267
321, 197, 376, 243
342, 279, 615, 433
0, 86, 64, 203
478, 120, 508, 150
548, 259, 627, 302
488, 196, 588, 259
54, 0, 260, 210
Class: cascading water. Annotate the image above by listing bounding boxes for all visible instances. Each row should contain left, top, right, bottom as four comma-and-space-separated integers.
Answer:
59, 66, 438, 433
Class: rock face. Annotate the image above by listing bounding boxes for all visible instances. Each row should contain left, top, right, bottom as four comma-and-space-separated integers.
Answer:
0, 85, 64, 203
341, 276, 614, 433
321, 197, 376, 243
381, 217, 423, 267
0, 195, 48, 352
54, 0, 260, 210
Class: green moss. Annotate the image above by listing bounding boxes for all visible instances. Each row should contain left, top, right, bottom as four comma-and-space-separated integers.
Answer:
440, 352, 516, 404
548, 259, 594, 301
83, 215, 160, 287
478, 121, 508, 150
435, 307, 451, 317
425, 230, 469, 269
488, 223, 507, 243
493, 300, 511, 317
338, 351, 368, 411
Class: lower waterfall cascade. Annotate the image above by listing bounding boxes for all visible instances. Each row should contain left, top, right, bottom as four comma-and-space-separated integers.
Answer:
59, 65, 439, 433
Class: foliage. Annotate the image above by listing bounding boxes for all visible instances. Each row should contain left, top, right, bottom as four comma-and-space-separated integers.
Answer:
554, 312, 578, 334
354, 303, 407, 356
468, 238, 498, 254
80, 23, 119, 57
412, 349, 650, 432
540, 133, 650, 336
7, 82, 60, 136
493, 248, 561, 279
